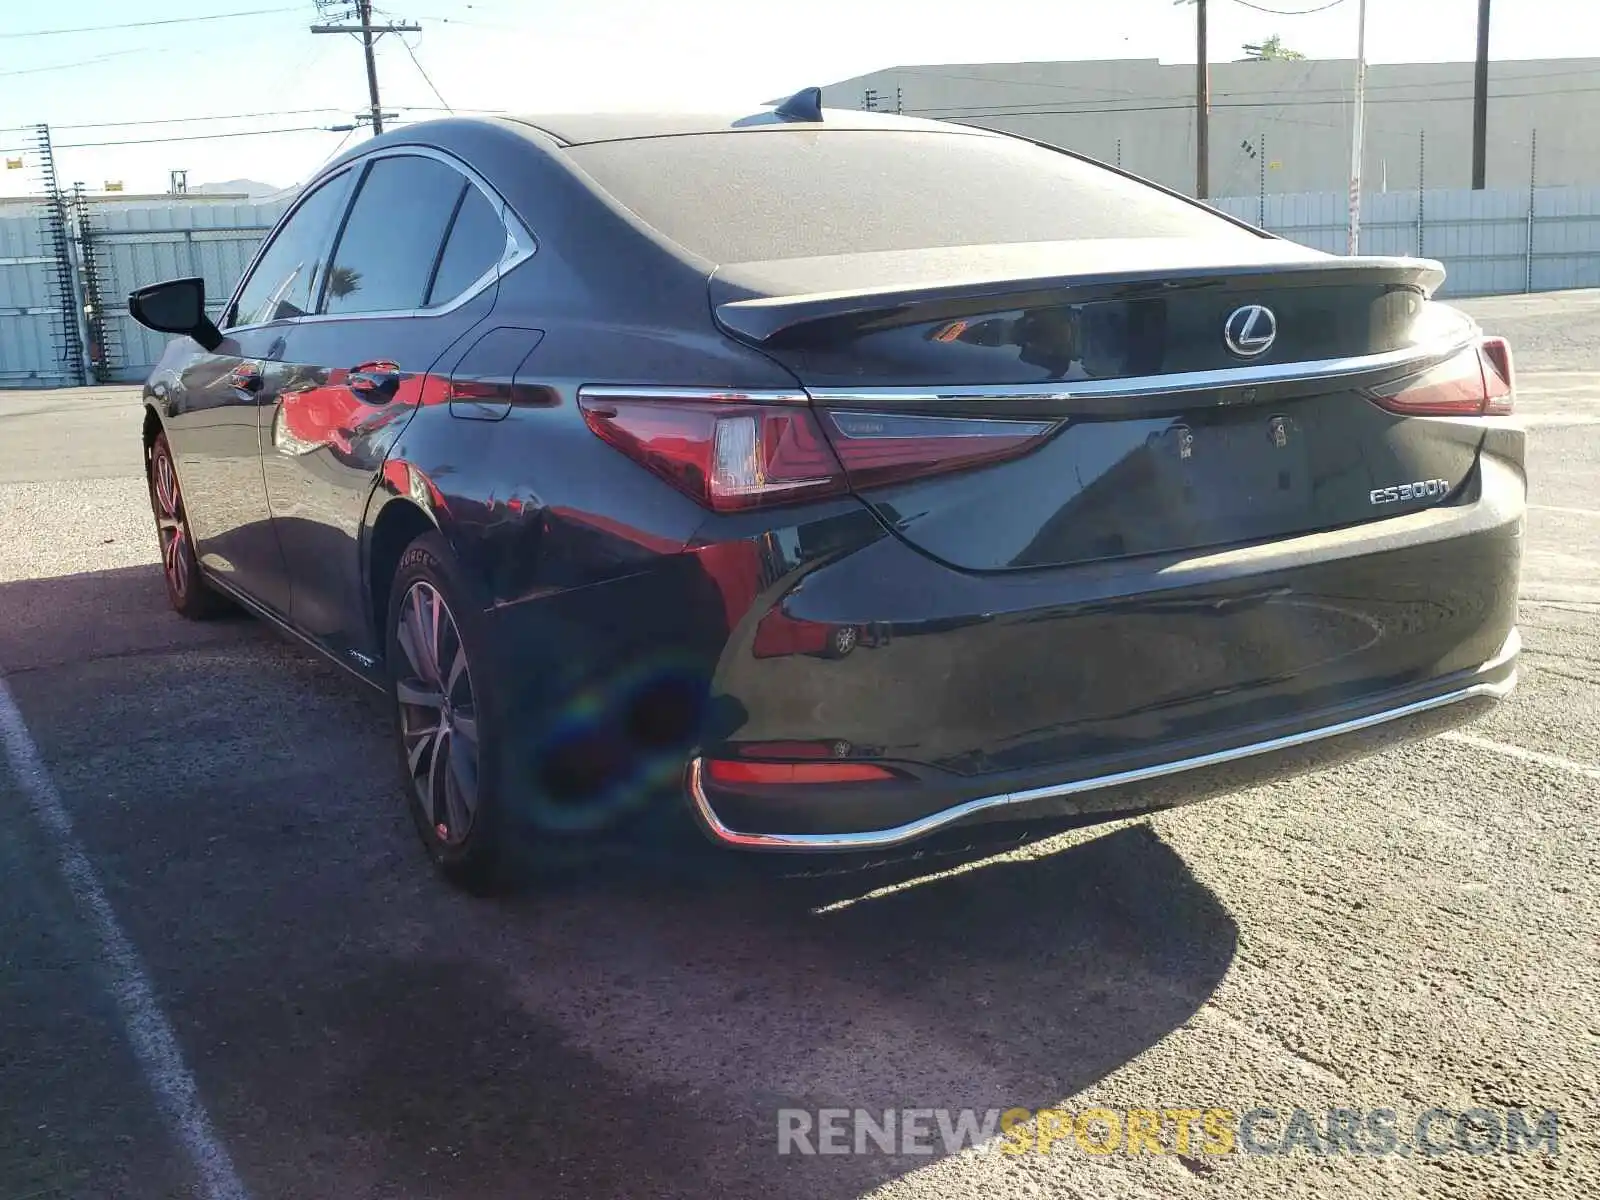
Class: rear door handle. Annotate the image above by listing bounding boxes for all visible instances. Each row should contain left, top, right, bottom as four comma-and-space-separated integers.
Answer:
349, 361, 402, 400
227, 362, 263, 393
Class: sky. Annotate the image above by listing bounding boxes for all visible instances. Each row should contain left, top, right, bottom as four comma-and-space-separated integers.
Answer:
2, 0, 1598, 196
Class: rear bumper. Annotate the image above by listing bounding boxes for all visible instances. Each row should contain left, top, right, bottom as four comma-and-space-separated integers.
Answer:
688, 439, 1525, 850
686, 627, 1519, 850
483, 431, 1522, 841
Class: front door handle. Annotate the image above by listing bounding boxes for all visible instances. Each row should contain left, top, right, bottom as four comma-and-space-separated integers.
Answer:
227, 362, 263, 393
348, 361, 402, 400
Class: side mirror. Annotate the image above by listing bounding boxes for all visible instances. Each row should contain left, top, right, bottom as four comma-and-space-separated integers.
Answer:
128, 277, 224, 352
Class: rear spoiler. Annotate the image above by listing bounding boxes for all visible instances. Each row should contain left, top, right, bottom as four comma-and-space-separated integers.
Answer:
712, 256, 1447, 346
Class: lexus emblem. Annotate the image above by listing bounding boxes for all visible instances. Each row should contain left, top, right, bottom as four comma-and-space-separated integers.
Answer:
1224, 304, 1278, 358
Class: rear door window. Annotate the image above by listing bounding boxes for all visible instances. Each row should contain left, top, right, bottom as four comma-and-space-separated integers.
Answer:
426, 184, 508, 307
323, 155, 468, 315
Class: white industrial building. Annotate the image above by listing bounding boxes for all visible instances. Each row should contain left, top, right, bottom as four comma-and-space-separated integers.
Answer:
818, 57, 1600, 197
7, 61, 1600, 388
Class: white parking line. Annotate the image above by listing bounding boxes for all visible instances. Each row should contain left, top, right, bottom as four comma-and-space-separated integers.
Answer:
1528, 504, 1600, 518
1440, 730, 1600, 782
0, 677, 250, 1200
1515, 415, 1600, 427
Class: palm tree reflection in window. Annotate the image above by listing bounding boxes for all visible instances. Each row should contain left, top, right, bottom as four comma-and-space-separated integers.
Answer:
328, 265, 362, 301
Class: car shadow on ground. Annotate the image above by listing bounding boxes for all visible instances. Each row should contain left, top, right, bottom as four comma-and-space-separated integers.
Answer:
313, 823, 1240, 1200
0, 563, 1240, 1200
0, 562, 257, 676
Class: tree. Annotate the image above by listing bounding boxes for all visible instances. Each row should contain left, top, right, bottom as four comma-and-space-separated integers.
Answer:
1243, 34, 1305, 60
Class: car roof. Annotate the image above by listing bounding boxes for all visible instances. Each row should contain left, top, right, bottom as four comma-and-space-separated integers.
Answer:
494, 107, 996, 147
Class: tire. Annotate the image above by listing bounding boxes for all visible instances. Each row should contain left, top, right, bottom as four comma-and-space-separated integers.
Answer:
823, 624, 858, 659
385, 530, 511, 892
147, 432, 228, 620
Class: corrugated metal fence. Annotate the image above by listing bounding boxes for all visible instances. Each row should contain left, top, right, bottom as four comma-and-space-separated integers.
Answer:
95, 200, 290, 382
0, 197, 287, 389
1209, 185, 1600, 297
0, 206, 74, 387
3, 185, 1599, 388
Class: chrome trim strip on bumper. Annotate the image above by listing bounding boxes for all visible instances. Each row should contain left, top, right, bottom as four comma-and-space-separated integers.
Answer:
805, 332, 1476, 405
686, 629, 1521, 851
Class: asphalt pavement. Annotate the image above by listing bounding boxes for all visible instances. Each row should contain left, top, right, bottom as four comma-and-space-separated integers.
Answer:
0, 291, 1596, 1200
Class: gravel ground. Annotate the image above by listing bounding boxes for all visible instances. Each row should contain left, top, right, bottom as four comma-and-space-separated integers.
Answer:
0, 291, 1595, 1200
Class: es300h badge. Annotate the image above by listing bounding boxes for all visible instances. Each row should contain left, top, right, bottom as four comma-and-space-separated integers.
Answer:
1370, 478, 1453, 505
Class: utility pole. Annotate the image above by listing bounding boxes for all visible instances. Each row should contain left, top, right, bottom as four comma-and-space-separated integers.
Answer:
1346, 0, 1368, 255
1195, 0, 1210, 199
357, 0, 386, 134
1174, 1, 1210, 198
1471, 0, 1491, 189
311, 1, 420, 136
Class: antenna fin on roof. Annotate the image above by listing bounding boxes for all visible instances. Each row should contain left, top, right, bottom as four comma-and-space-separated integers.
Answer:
774, 87, 824, 122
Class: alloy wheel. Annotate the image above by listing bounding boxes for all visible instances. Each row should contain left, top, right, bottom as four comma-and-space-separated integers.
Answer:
394, 581, 481, 846
151, 447, 191, 602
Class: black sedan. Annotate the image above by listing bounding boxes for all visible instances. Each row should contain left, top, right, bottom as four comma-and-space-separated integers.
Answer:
128, 92, 1523, 891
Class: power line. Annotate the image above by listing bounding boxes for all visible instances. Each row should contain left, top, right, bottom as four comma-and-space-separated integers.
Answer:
1, 121, 327, 160
324, 126, 360, 161
57, 126, 337, 151
50, 106, 484, 132
250, 125, 363, 199
383, 11, 518, 30
399, 36, 453, 113
900, 64, 1600, 119
56, 109, 346, 131
0, 49, 149, 77
907, 81, 1600, 120
0, 7, 300, 38
0, 108, 1395, 161
892, 63, 1600, 110
1227, 0, 1347, 13
1229, 62, 1600, 97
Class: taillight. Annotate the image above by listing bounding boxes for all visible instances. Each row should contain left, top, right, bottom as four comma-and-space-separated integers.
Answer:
705, 759, 898, 785
577, 389, 847, 513
578, 388, 1063, 510
819, 410, 1060, 490
1369, 337, 1515, 417
1479, 336, 1514, 415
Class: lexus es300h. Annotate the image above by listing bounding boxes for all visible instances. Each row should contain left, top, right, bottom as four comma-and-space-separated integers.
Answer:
129, 93, 1523, 890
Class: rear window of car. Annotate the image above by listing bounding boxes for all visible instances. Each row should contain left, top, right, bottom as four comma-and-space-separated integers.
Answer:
563, 129, 1254, 264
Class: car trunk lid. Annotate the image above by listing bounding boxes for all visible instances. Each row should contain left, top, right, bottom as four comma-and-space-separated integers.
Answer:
710, 240, 1485, 572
